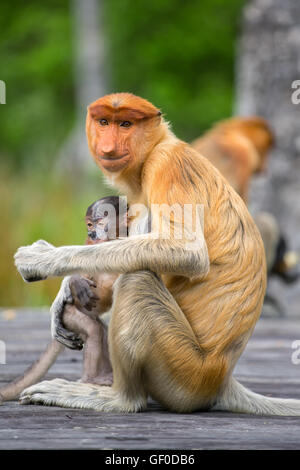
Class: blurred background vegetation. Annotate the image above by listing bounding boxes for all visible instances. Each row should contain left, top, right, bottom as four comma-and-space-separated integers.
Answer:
0, 0, 245, 307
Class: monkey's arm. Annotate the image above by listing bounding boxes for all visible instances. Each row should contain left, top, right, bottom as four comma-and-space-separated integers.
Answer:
14, 163, 210, 282
14, 232, 209, 283
51, 273, 116, 349
51, 274, 102, 348
50, 276, 85, 350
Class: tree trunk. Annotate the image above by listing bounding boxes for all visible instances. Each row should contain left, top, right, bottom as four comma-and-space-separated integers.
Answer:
236, 0, 300, 315
57, 0, 107, 174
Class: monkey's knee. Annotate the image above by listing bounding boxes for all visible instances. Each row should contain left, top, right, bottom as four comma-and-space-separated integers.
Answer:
111, 269, 164, 332
115, 269, 160, 291
113, 270, 162, 308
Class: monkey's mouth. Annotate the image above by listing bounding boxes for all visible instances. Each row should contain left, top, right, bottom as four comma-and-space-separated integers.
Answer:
98, 154, 130, 172
100, 153, 129, 161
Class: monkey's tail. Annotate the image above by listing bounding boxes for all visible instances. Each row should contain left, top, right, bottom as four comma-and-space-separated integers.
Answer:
0, 340, 63, 403
212, 377, 300, 416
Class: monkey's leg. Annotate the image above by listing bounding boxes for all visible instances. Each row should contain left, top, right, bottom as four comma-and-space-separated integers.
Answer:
0, 341, 63, 403
62, 305, 113, 386
20, 271, 225, 412
81, 314, 112, 386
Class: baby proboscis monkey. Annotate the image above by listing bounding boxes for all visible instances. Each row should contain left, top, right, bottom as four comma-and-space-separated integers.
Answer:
0, 196, 126, 403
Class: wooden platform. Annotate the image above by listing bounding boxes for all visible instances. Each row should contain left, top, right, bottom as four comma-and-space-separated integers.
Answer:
0, 309, 300, 450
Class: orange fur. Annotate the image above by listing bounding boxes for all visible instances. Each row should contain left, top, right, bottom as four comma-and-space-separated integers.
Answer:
14, 94, 268, 413
191, 117, 274, 202
86, 94, 267, 406
143, 142, 265, 400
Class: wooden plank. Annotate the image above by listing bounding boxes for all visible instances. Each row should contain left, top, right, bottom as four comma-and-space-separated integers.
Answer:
0, 309, 300, 450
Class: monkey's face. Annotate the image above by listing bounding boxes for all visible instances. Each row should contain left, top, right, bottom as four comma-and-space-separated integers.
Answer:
85, 217, 111, 244
88, 118, 134, 173
86, 215, 129, 244
86, 93, 162, 174
85, 198, 129, 244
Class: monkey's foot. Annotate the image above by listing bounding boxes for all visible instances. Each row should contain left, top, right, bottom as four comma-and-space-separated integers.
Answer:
19, 379, 146, 412
54, 323, 84, 350
80, 372, 113, 386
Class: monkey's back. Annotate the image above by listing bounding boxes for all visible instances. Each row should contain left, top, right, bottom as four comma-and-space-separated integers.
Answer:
159, 145, 266, 367
191, 129, 259, 200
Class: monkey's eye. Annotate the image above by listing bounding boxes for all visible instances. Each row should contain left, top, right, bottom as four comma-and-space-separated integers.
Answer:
87, 223, 93, 229
120, 121, 132, 128
96, 218, 105, 226
99, 119, 109, 126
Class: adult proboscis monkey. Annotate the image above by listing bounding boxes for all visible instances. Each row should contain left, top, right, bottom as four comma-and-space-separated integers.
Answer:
14, 93, 300, 415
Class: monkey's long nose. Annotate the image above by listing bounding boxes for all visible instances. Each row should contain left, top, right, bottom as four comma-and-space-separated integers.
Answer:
99, 129, 117, 156
101, 143, 116, 156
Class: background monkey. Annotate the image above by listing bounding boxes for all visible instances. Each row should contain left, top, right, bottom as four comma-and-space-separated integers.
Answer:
255, 212, 300, 284
254, 211, 300, 315
0, 196, 126, 403
14, 93, 300, 415
191, 116, 274, 203
191, 117, 300, 304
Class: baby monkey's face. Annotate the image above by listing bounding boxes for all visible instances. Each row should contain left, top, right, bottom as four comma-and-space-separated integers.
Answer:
85, 199, 129, 245
85, 215, 117, 244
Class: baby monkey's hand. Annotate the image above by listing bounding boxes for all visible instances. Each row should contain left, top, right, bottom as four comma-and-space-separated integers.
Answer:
68, 275, 99, 312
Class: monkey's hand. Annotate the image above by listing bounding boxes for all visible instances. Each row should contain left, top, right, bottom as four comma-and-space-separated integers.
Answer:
50, 276, 84, 350
68, 275, 99, 312
14, 239, 56, 282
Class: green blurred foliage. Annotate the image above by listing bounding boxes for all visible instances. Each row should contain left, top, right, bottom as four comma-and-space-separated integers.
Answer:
104, 0, 245, 141
0, 0, 74, 169
0, 166, 111, 306
0, 0, 244, 170
0, 0, 244, 306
